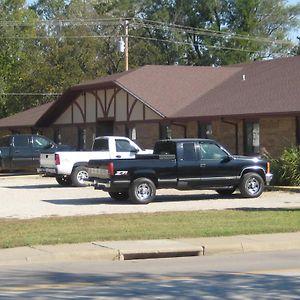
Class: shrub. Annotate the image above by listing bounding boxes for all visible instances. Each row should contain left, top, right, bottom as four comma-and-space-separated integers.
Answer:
266, 146, 300, 186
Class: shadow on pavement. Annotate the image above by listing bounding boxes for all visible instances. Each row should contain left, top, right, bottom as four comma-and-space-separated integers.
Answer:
0, 269, 299, 298
42, 193, 244, 206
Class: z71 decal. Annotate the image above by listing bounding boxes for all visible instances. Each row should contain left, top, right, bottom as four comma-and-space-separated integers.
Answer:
115, 171, 128, 176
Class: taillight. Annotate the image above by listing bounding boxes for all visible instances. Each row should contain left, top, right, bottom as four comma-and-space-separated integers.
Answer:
266, 162, 271, 174
107, 162, 114, 176
55, 154, 60, 165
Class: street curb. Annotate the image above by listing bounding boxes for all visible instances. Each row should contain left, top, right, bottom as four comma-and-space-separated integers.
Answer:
266, 186, 300, 193
1, 232, 300, 266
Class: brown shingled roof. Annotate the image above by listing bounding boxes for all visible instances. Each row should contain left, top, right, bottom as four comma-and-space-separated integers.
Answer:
1, 56, 299, 129
0, 102, 54, 129
177, 56, 300, 118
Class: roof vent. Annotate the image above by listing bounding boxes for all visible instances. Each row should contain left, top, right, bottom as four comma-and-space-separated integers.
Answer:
242, 74, 246, 81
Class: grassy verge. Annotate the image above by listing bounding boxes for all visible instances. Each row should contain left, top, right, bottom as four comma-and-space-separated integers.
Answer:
1, 209, 300, 249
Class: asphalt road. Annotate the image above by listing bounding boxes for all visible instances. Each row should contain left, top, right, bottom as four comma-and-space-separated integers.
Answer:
0, 175, 300, 219
0, 250, 300, 299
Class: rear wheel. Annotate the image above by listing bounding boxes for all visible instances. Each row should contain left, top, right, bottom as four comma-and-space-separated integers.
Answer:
56, 175, 72, 186
109, 191, 129, 201
71, 166, 89, 187
216, 187, 236, 196
129, 177, 156, 204
239, 172, 264, 198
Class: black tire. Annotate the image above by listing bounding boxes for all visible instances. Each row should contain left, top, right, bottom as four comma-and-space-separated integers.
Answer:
239, 172, 264, 198
71, 166, 89, 187
109, 191, 129, 201
129, 177, 156, 204
56, 175, 72, 186
216, 188, 236, 196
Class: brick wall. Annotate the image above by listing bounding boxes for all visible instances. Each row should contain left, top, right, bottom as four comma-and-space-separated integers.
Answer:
260, 117, 296, 157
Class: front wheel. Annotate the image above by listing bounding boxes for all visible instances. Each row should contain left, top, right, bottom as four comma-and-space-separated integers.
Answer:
239, 173, 264, 198
129, 177, 156, 204
71, 166, 89, 187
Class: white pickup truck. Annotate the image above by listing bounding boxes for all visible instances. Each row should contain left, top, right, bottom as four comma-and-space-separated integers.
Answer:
38, 136, 152, 187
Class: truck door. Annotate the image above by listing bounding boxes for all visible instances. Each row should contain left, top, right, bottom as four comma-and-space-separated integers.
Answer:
177, 142, 202, 187
198, 141, 240, 186
114, 139, 138, 159
11, 135, 33, 170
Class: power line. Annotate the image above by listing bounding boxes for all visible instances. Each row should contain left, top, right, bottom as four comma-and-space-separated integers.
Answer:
0, 16, 295, 46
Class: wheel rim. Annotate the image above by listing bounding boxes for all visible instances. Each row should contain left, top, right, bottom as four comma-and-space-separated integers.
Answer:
77, 170, 88, 183
136, 183, 152, 200
246, 177, 260, 195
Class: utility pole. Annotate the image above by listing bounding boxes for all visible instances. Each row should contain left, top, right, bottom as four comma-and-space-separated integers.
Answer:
124, 19, 129, 71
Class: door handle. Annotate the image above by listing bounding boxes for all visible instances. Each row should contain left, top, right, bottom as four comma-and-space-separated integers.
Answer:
116, 155, 121, 158
200, 164, 206, 167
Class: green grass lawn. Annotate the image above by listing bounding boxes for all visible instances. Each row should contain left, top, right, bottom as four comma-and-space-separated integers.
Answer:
1, 209, 300, 249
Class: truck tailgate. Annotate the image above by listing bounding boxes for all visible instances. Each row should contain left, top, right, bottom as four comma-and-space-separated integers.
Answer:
40, 153, 56, 168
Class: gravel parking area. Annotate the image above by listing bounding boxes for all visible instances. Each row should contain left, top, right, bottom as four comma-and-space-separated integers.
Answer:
0, 174, 300, 219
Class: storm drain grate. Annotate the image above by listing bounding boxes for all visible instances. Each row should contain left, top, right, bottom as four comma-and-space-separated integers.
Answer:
121, 250, 203, 260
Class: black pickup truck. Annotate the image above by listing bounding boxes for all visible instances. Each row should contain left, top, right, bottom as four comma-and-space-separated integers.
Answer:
88, 139, 273, 204
0, 134, 75, 172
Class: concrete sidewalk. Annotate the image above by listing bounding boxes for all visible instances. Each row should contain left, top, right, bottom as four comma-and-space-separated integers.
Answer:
0, 232, 300, 266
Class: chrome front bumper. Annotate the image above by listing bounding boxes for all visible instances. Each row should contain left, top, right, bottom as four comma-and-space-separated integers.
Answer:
265, 173, 273, 185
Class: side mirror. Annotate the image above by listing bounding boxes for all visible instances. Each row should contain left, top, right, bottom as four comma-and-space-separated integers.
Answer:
130, 148, 139, 153
222, 155, 233, 162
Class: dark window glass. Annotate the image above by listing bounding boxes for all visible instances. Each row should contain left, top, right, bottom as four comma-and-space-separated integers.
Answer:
198, 122, 213, 138
93, 139, 109, 151
13, 136, 29, 147
200, 143, 227, 159
244, 121, 260, 155
183, 142, 197, 161
160, 124, 172, 139
154, 141, 176, 155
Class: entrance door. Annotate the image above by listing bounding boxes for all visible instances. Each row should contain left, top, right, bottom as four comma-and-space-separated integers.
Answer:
96, 120, 114, 137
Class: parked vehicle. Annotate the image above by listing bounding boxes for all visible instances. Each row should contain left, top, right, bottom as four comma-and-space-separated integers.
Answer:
0, 134, 74, 173
38, 136, 153, 187
87, 138, 273, 204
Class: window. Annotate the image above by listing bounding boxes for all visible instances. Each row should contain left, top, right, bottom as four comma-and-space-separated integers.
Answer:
244, 121, 260, 155
13, 136, 29, 147
160, 124, 172, 139
183, 142, 197, 161
93, 139, 109, 151
78, 128, 86, 151
126, 127, 137, 140
33, 136, 52, 149
154, 141, 176, 155
116, 139, 136, 152
200, 143, 227, 159
198, 122, 212, 138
